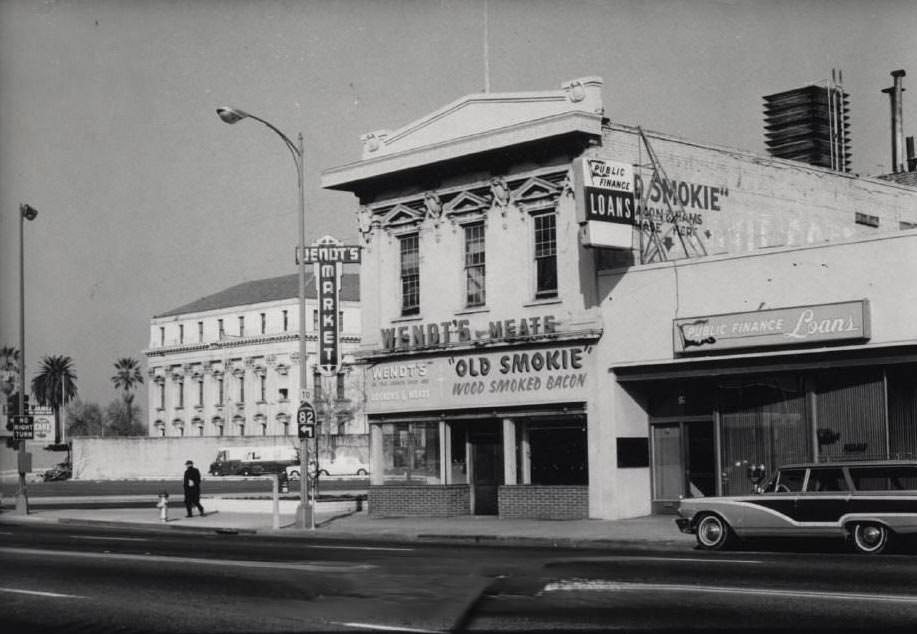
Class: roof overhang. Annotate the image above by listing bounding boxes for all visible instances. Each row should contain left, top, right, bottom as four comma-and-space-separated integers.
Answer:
322, 111, 602, 193
612, 342, 917, 382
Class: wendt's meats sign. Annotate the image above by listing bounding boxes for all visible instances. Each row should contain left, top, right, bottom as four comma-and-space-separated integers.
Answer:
364, 345, 592, 413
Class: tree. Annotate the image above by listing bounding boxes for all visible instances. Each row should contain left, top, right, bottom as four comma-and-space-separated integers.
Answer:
104, 399, 146, 436
111, 357, 144, 433
31, 355, 78, 445
65, 398, 105, 437
0, 345, 19, 398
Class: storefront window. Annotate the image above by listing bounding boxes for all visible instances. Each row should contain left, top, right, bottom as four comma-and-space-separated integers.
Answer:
815, 368, 886, 462
381, 422, 441, 484
528, 419, 587, 485
888, 364, 917, 459
719, 376, 809, 496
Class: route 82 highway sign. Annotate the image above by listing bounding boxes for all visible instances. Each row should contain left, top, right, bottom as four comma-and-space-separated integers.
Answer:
297, 402, 316, 439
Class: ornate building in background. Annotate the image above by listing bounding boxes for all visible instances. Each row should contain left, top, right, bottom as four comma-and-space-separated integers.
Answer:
144, 273, 363, 438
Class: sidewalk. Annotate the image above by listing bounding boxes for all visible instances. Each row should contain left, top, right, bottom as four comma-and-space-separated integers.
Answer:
0, 495, 694, 550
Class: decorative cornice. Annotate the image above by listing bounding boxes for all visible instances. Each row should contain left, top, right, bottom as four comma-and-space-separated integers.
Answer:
143, 332, 334, 358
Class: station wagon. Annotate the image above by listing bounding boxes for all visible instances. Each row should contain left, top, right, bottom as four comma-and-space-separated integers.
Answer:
676, 460, 917, 554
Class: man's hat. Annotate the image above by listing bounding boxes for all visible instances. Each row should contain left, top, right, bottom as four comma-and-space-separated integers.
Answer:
185, 460, 193, 466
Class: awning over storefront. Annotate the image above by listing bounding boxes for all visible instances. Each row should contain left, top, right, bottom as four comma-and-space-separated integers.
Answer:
612, 343, 917, 382
370, 402, 586, 424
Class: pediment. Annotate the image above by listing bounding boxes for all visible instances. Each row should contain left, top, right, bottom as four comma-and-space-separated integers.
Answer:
362, 77, 604, 158
381, 203, 424, 228
444, 190, 490, 218
513, 176, 561, 203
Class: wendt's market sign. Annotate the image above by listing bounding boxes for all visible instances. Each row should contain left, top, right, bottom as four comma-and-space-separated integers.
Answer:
673, 300, 870, 354
364, 344, 592, 413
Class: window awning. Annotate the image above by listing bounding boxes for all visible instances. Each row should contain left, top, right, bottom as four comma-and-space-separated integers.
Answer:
612, 343, 917, 382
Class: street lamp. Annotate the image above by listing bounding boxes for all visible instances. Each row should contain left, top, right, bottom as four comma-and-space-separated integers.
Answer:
17, 203, 38, 515
216, 107, 313, 529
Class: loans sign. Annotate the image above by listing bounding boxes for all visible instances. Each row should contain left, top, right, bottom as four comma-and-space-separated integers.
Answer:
573, 156, 635, 249
673, 300, 870, 354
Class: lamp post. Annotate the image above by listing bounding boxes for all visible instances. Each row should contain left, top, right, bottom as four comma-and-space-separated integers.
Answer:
216, 107, 313, 529
17, 203, 38, 515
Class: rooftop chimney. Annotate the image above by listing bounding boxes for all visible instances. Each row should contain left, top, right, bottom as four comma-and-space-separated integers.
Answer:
881, 69, 906, 173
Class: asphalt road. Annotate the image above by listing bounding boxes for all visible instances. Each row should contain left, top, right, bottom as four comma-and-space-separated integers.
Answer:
2, 522, 917, 633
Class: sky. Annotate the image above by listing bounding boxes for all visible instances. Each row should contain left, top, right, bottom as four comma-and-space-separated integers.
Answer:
1, 0, 915, 411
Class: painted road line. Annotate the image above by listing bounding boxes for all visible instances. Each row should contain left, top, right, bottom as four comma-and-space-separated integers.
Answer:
0, 587, 88, 599
306, 545, 415, 552
335, 622, 443, 633
69, 535, 150, 542
552, 556, 764, 565
542, 580, 917, 604
0, 547, 375, 573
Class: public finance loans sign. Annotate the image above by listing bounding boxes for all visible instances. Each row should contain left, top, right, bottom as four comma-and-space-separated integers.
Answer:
573, 157, 635, 249
364, 345, 592, 414
674, 300, 870, 354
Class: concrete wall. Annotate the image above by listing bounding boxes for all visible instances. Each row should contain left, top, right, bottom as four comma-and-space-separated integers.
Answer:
72, 434, 368, 480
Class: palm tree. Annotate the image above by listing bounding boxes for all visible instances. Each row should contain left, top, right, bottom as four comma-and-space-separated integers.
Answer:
31, 355, 78, 445
111, 357, 144, 433
0, 345, 20, 398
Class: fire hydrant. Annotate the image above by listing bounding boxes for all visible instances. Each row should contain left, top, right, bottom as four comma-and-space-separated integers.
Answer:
156, 491, 169, 522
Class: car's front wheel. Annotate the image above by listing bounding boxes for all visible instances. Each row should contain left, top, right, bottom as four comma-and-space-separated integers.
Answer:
695, 513, 734, 551
851, 522, 891, 554
288, 470, 300, 480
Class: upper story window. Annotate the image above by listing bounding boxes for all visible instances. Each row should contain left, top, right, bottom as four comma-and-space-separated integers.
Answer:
198, 321, 204, 342
159, 327, 165, 346
400, 233, 420, 316
463, 222, 486, 307
336, 372, 345, 401
283, 310, 288, 331
238, 316, 245, 337
179, 324, 184, 344
218, 319, 224, 339
533, 212, 558, 299
260, 313, 266, 335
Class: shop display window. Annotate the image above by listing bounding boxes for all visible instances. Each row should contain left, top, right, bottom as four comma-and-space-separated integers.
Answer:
381, 422, 441, 484
527, 419, 587, 485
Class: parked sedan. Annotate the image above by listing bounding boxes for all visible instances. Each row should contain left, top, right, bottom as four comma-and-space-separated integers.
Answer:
42, 462, 72, 482
676, 460, 917, 554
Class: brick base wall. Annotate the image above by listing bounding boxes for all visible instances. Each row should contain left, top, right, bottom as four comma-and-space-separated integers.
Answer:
498, 485, 589, 519
368, 485, 471, 517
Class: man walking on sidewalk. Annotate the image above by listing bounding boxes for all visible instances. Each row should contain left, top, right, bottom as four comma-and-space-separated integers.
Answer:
183, 460, 205, 517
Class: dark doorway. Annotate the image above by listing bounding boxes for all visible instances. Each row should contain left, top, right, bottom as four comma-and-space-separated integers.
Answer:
651, 419, 715, 513
469, 426, 502, 515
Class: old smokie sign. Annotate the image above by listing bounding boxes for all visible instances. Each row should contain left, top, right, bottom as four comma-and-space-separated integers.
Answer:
365, 344, 592, 413
674, 300, 870, 354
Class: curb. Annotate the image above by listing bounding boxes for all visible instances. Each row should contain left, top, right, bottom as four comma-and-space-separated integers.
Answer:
55, 517, 258, 535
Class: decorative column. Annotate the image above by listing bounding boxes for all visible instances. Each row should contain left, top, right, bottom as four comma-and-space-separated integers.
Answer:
370, 424, 384, 486
503, 418, 517, 485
